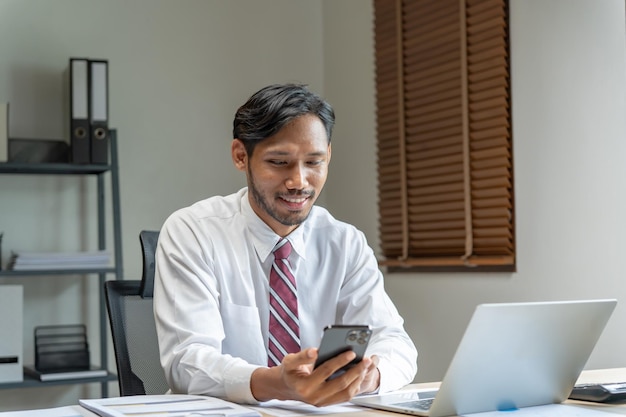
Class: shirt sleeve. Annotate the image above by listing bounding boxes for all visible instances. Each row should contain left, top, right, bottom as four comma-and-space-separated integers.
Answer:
153, 213, 261, 404
336, 229, 419, 392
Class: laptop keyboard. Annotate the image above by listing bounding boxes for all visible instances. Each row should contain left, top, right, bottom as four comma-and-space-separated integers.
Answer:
394, 398, 434, 411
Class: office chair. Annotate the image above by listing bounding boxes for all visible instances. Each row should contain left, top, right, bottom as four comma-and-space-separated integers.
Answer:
105, 230, 169, 396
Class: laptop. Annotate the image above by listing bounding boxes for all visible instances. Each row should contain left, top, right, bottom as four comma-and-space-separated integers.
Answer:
351, 299, 617, 416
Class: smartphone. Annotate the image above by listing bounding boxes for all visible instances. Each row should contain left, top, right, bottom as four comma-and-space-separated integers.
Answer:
314, 324, 372, 379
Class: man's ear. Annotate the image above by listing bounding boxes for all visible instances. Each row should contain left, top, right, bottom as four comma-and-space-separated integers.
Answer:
231, 139, 248, 172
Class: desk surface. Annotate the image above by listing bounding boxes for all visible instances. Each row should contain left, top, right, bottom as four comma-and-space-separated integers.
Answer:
565, 368, 626, 416
3, 368, 626, 417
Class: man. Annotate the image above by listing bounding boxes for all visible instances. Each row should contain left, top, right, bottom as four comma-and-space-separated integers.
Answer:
153, 83, 417, 406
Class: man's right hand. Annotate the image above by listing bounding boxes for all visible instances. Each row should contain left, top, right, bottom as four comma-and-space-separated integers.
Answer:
250, 347, 373, 407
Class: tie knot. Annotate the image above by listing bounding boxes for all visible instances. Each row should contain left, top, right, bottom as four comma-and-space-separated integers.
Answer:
273, 239, 292, 260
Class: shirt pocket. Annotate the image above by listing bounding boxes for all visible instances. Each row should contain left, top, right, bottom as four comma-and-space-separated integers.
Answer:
221, 301, 266, 365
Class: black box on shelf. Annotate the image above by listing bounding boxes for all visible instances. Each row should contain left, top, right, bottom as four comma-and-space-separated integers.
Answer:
8, 138, 69, 163
34, 324, 90, 372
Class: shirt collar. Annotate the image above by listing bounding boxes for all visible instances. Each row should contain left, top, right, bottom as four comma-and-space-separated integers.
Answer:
240, 188, 307, 262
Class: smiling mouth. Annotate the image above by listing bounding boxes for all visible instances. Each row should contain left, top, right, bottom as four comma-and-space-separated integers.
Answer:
278, 193, 313, 209
282, 196, 308, 204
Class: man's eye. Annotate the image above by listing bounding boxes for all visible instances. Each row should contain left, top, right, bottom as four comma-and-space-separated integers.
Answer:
268, 160, 287, 166
307, 160, 323, 166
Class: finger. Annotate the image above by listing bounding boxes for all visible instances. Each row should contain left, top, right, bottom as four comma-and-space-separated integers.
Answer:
359, 359, 380, 394
365, 357, 377, 376
312, 350, 357, 382
296, 352, 368, 406
322, 357, 370, 394
370, 354, 380, 367
313, 369, 364, 406
282, 348, 317, 376
283, 348, 316, 367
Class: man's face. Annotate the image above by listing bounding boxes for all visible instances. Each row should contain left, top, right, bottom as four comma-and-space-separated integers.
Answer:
232, 114, 331, 237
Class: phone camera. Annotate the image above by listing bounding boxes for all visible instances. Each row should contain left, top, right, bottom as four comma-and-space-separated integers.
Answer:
347, 331, 358, 342
345, 330, 370, 345
357, 330, 370, 344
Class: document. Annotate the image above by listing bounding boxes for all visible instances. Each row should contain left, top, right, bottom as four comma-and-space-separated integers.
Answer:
252, 400, 363, 417
79, 395, 260, 417
8, 250, 111, 270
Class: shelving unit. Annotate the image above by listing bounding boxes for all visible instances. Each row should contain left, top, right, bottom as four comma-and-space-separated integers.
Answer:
0, 129, 122, 396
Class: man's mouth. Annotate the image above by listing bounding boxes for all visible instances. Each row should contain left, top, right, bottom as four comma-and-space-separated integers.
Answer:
282, 196, 308, 204
278, 193, 313, 210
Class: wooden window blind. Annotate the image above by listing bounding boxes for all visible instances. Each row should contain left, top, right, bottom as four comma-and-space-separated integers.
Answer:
374, 0, 514, 270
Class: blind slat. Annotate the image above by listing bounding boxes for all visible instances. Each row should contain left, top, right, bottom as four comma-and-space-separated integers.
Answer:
375, 0, 513, 269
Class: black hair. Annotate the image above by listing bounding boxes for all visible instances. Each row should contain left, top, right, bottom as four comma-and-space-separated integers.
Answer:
232, 83, 335, 156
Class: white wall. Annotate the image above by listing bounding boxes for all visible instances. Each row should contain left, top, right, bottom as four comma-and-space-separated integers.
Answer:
0, 0, 324, 410
1, 0, 626, 411
322, 0, 378, 241
324, 0, 626, 384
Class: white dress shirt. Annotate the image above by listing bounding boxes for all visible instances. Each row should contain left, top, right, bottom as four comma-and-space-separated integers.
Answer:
153, 187, 418, 404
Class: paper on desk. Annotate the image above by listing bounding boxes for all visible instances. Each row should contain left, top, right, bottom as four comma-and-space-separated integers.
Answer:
79, 394, 260, 417
251, 387, 440, 417
252, 400, 363, 416
462, 403, 618, 417
0, 405, 93, 417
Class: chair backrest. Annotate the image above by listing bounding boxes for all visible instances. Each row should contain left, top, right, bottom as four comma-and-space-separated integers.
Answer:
104, 230, 169, 396
139, 230, 159, 298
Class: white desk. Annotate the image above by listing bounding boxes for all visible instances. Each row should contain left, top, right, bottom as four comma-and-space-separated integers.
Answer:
566, 368, 626, 416
2, 368, 626, 417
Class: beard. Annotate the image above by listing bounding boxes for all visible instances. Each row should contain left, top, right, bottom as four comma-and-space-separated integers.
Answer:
248, 169, 316, 227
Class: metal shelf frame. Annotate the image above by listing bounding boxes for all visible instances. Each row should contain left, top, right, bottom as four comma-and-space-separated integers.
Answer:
0, 130, 123, 396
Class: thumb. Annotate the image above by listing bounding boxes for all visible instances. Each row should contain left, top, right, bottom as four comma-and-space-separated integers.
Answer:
283, 348, 317, 371
303, 347, 318, 364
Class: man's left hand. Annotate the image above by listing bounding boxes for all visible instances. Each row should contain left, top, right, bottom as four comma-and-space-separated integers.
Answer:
358, 354, 380, 394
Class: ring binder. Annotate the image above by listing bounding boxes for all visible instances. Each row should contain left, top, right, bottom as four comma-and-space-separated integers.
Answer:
89, 59, 109, 164
0, 102, 8, 163
69, 58, 90, 164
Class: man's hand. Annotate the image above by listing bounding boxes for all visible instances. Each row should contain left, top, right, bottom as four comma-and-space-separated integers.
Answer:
251, 348, 379, 407
358, 354, 380, 395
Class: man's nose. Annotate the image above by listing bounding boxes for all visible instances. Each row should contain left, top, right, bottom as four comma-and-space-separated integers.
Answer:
286, 164, 308, 190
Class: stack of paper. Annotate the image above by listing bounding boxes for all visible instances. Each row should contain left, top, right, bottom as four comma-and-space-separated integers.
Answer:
8, 250, 111, 271
79, 395, 260, 417
24, 364, 107, 382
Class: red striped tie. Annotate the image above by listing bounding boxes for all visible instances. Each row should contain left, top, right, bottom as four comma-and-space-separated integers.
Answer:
267, 239, 300, 367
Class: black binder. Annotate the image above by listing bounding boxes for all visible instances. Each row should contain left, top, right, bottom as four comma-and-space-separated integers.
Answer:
89, 59, 109, 164
69, 58, 90, 164
0, 102, 8, 163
